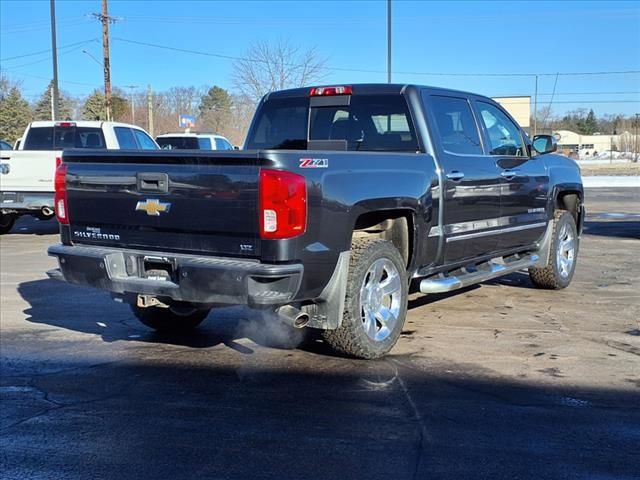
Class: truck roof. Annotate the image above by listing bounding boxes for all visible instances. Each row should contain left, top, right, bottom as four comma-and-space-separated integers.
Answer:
156, 132, 226, 139
265, 83, 492, 101
27, 120, 146, 129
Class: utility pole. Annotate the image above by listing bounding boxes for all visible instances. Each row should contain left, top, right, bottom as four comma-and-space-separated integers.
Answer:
50, 86, 55, 121
387, 0, 392, 84
123, 85, 138, 124
533, 75, 538, 137
49, 0, 59, 120
147, 85, 154, 136
93, 0, 116, 121
635, 113, 639, 163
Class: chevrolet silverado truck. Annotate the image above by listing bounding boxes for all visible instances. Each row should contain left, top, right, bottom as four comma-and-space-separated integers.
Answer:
0, 121, 159, 234
47, 84, 583, 359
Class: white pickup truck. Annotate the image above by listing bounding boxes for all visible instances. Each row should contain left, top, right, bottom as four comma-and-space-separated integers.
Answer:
0, 120, 158, 234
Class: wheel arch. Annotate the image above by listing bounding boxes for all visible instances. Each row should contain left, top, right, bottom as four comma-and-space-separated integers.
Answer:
351, 208, 416, 270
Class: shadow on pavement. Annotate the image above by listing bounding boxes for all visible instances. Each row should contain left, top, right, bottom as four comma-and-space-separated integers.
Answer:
583, 220, 640, 240
1, 343, 639, 480
7, 216, 59, 236
17, 278, 329, 355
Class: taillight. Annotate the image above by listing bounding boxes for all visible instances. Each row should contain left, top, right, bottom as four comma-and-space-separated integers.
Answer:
310, 86, 353, 97
54, 162, 69, 224
259, 169, 307, 239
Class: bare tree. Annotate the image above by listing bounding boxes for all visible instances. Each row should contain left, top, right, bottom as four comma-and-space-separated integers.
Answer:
232, 39, 327, 104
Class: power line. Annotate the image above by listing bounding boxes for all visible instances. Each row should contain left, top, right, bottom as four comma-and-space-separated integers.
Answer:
3, 41, 99, 69
1, 38, 99, 62
496, 100, 640, 104
0, 17, 90, 35
500, 91, 640, 97
0, 69, 98, 87
112, 37, 640, 78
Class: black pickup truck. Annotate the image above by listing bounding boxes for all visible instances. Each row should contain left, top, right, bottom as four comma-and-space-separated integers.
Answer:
48, 84, 583, 359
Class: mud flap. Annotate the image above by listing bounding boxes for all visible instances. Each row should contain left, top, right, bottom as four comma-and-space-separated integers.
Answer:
303, 251, 350, 330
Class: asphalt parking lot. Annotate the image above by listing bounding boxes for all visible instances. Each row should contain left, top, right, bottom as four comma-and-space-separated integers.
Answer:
1, 188, 639, 480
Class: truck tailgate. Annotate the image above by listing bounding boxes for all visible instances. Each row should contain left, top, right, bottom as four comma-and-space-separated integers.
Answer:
0, 150, 59, 192
64, 151, 261, 257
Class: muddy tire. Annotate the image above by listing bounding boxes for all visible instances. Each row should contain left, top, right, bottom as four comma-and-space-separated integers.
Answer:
322, 239, 408, 359
529, 210, 578, 289
131, 304, 210, 332
0, 213, 16, 234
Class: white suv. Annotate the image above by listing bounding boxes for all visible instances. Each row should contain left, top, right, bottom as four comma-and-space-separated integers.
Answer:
155, 133, 235, 151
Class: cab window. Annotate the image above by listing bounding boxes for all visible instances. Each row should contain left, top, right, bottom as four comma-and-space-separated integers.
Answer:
477, 102, 526, 157
428, 96, 483, 155
132, 129, 158, 150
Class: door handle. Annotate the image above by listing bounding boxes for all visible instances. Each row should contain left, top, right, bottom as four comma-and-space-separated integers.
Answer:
446, 171, 465, 181
137, 172, 169, 193
501, 170, 518, 178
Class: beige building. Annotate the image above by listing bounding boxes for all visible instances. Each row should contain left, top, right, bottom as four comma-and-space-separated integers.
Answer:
492, 96, 531, 128
552, 129, 635, 156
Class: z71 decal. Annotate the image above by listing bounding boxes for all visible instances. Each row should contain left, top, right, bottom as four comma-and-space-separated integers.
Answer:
299, 158, 328, 168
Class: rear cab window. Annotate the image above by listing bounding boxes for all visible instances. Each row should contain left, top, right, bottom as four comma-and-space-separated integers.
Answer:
23, 126, 106, 150
245, 93, 419, 152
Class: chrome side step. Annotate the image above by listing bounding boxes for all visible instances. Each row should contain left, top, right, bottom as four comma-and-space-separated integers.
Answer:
419, 254, 539, 294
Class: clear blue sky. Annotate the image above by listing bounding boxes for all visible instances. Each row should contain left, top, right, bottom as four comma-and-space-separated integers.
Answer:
1, 0, 639, 116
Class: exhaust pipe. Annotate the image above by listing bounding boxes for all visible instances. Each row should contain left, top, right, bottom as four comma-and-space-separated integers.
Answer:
41, 206, 54, 217
276, 305, 310, 329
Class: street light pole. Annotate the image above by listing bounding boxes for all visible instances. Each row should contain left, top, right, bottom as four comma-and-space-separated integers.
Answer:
49, 0, 60, 120
387, 0, 392, 84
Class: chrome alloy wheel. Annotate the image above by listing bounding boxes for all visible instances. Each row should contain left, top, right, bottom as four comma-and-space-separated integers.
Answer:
556, 222, 576, 279
359, 258, 402, 342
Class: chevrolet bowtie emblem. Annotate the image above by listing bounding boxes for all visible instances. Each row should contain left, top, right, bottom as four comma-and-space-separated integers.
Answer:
135, 198, 171, 216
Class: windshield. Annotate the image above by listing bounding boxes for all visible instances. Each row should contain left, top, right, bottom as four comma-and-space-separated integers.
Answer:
245, 94, 418, 152
23, 126, 106, 150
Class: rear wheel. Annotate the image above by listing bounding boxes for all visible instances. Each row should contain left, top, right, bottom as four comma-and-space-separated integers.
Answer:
529, 210, 578, 289
322, 239, 408, 359
131, 303, 210, 332
0, 213, 17, 234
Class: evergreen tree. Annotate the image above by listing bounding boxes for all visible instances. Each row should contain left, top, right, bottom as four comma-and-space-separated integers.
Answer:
33, 80, 73, 120
0, 86, 33, 142
583, 109, 598, 135
82, 90, 106, 120
199, 86, 232, 115
82, 89, 128, 121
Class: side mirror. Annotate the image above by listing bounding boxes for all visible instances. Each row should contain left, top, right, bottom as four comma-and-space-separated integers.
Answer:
532, 135, 557, 155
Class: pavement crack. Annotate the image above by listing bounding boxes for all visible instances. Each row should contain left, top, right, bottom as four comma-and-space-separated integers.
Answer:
387, 359, 430, 480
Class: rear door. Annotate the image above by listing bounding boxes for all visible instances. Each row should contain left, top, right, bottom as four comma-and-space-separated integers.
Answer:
473, 101, 549, 250
422, 92, 502, 263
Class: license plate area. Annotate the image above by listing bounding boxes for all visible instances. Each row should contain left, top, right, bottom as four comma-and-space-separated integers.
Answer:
141, 256, 175, 281
1, 192, 19, 204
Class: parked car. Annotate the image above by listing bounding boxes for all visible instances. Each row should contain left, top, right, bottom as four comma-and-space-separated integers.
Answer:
156, 132, 235, 150
0, 121, 158, 234
0, 139, 12, 150
48, 84, 583, 359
